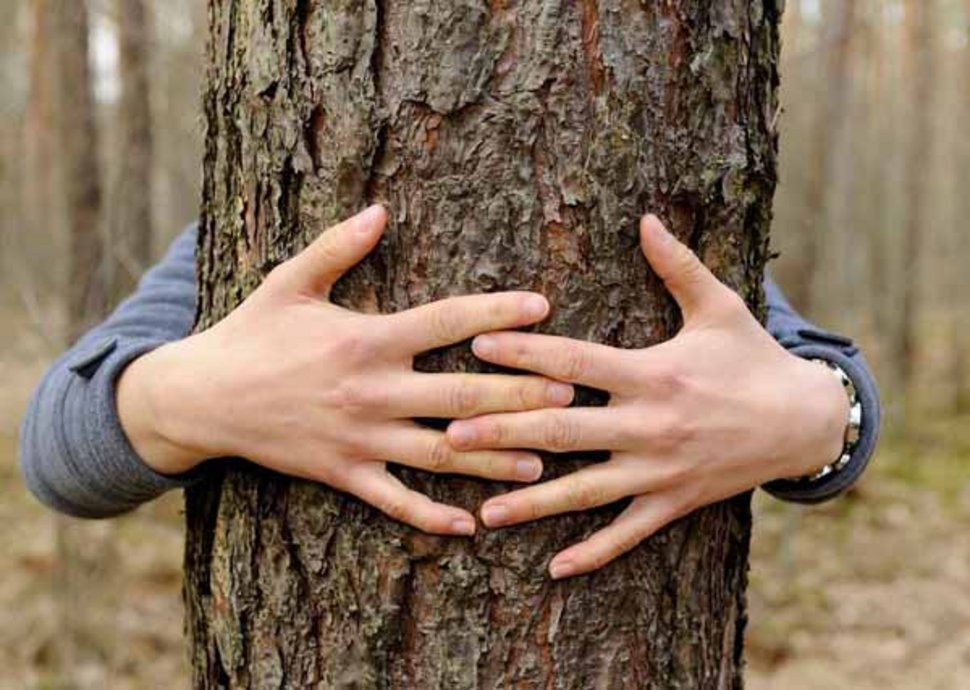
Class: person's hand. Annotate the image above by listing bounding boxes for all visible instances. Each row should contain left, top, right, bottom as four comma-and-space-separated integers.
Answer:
117, 205, 575, 535
446, 215, 849, 577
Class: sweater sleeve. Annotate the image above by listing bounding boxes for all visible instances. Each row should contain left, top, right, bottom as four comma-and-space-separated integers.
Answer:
760, 275, 882, 503
19, 225, 202, 518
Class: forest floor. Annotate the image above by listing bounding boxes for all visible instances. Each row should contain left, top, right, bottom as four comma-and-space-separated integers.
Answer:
1, 299, 968, 690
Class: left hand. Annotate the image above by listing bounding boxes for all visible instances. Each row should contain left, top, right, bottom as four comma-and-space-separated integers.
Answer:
446, 215, 850, 578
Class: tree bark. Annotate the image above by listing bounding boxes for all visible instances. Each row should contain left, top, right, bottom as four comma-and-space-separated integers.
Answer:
113, 0, 154, 294
186, 2, 779, 688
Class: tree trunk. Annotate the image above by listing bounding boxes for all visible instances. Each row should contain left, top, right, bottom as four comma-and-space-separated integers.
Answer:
943, 0, 970, 412
27, 1, 115, 684
896, 0, 937, 391
186, 2, 780, 688
811, 0, 861, 334
796, 0, 856, 320
23, 0, 60, 312
113, 0, 154, 294
52, 0, 106, 342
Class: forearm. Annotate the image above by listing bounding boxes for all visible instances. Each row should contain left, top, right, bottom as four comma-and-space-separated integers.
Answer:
19, 227, 202, 518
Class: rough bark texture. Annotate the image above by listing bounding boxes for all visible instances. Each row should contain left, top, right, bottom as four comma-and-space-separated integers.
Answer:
187, 2, 779, 688
114, 0, 154, 294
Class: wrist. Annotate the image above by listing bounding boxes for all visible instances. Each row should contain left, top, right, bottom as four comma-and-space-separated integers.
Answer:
776, 356, 851, 479
117, 336, 214, 475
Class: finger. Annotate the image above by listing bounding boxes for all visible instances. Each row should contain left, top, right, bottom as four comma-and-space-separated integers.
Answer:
372, 424, 545, 482
548, 491, 688, 578
343, 462, 477, 535
385, 292, 550, 354
479, 460, 638, 528
639, 214, 728, 321
382, 373, 574, 419
273, 205, 387, 296
470, 331, 635, 392
447, 408, 624, 453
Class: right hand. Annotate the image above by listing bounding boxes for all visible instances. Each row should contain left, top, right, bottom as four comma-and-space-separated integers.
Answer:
117, 205, 573, 535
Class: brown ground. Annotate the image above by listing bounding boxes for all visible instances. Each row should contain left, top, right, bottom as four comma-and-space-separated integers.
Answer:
1, 299, 967, 689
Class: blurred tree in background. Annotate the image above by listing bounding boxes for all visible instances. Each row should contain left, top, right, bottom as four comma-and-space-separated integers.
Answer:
0, 0, 968, 687
112, 0, 153, 297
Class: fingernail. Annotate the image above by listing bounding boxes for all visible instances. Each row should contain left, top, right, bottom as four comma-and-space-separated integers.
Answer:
481, 503, 510, 527
515, 458, 542, 481
356, 204, 385, 231
547, 382, 574, 406
473, 335, 496, 358
448, 422, 477, 447
647, 215, 674, 245
523, 295, 549, 320
549, 559, 576, 579
451, 517, 476, 535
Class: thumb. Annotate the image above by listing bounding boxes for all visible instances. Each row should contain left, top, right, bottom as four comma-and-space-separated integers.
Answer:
639, 214, 722, 320
277, 204, 387, 296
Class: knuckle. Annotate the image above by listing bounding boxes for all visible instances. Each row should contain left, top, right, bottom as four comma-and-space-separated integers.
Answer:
559, 345, 591, 382
328, 329, 378, 365
659, 458, 696, 487
429, 303, 463, 344
523, 498, 545, 522
604, 534, 637, 562
515, 379, 544, 409
314, 234, 344, 264
652, 364, 688, 399
338, 434, 371, 460
329, 380, 371, 414
478, 454, 502, 479
486, 295, 516, 324
449, 379, 481, 417
673, 243, 702, 276
543, 415, 580, 451
379, 495, 409, 523
587, 551, 611, 571
653, 411, 694, 453
479, 419, 504, 446
427, 438, 455, 472
565, 476, 605, 508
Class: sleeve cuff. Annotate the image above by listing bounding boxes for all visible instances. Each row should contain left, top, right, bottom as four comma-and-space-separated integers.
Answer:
762, 343, 882, 504
66, 336, 203, 517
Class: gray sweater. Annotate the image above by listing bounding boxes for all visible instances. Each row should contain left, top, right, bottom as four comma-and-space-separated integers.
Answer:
19, 226, 881, 518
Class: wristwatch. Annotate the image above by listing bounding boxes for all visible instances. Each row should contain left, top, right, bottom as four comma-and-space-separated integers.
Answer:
790, 358, 863, 483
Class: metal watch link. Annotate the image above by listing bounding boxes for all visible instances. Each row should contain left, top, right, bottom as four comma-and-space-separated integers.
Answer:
790, 358, 863, 483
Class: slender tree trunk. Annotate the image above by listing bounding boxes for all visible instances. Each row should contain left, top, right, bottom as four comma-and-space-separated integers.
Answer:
949, 0, 970, 411
51, 0, 106, 342
1, 0, 25, 284
27, 1, 115, 686
798, 0, 857, 320
897, 0, 937, 391
186, 2, 780, 687
113, 0, 154, 294
863, 0, 893, 377
23, 0, 59, 310
813, 0, 861, 333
